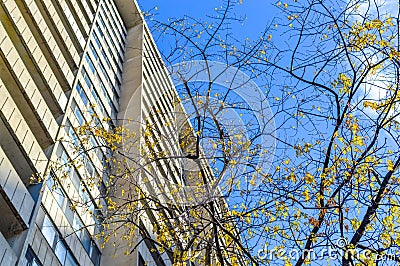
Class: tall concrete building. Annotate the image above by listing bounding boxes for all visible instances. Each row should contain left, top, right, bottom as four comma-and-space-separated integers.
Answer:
0, 0, 186, 265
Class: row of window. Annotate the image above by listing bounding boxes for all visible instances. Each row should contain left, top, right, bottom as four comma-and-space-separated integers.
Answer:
103, 0, 126, 40
91, 31, 122, 94
98, 3, 125, 58
93, 22, 123, 95
57, 141, 107, 227
46, 175, 101, 265
60, 125, 110, 211
81, 63, 118, 121
79, 69, 109, 119
94, 23, 122, 75
95, 2, 126, 95
40, 210, 79, 266
87, 44, 118, 113
69, 79, 113, 200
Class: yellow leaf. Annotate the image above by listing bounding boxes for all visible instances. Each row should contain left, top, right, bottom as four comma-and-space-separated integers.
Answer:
305, 172, 314, 184
303, 190, 311, 201
387, 160, 394, 171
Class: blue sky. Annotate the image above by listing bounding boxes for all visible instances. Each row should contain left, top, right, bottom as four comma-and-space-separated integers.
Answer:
137, 0, 278, 49
137, 0, 281, 175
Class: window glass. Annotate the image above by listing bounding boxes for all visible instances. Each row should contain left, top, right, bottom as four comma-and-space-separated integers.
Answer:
82, 69, 92, 89
96, 23, 104, 37
81, 230, 91, 252
90, 43, 99, 60
41, 216, 56, 248
99, 15, 106, 29
71, 100, 84, 125
70, 168, 81, 190
47, 177, 65, 208
91, 88, 106, 116
93, 209, 103, 234
98, 63, 108, 84
101, 50, 111, 69
25, 246, 42, 266
85, 54, 95, 73
40, 213, 79, 266
64, 251, 78, 266
58, 146, 70, 173
72, 214, 83, 239
76, 83, 88, 106
54, 239, 67, 264
79, 187, 90, 206
93, 32, 101, 48
138, 252, 146, 266
65, 120, 79, 146
64, 199, 75, 224
90, 242, 101, 266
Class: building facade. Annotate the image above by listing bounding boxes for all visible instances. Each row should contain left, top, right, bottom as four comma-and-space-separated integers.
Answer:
0, 0, 180, 265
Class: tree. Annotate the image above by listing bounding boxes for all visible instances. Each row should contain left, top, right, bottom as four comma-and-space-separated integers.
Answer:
39, 0, 400, 265
256, 1, 400, 265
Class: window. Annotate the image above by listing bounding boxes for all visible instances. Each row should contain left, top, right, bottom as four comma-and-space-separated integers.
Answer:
41, 185, 101, 265
81, 230, 91, 252
72, 214, 84, 238
93, 32, 101, 48
65, 120, 79, 146
72, 212, 101, 265
91, 83, 107, 117
107, 0, 125, 34
57, 145, 70, 173
89, 42, 112, 88
96, 23, 104, 37
98, 61, 108, 82
90, 243, 101, 265
41, 215, 57, 247
101, 50, 111, 69
99, 15, 106, 29
54, 240, 67, 264
47, 176, 65, 208
85, 54, 95, 73
46, 173, 73, 226
42, 176, 100, 265
90, 43, 99, 60
71, 100, 84, 125
64, 199, 74, 224
99, 81, 112, 107
70, 167, 81, 190
76, 82, 88, 106
64, 252, 77, 266
81, 68, 92, 89
25, 246, 42, 266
